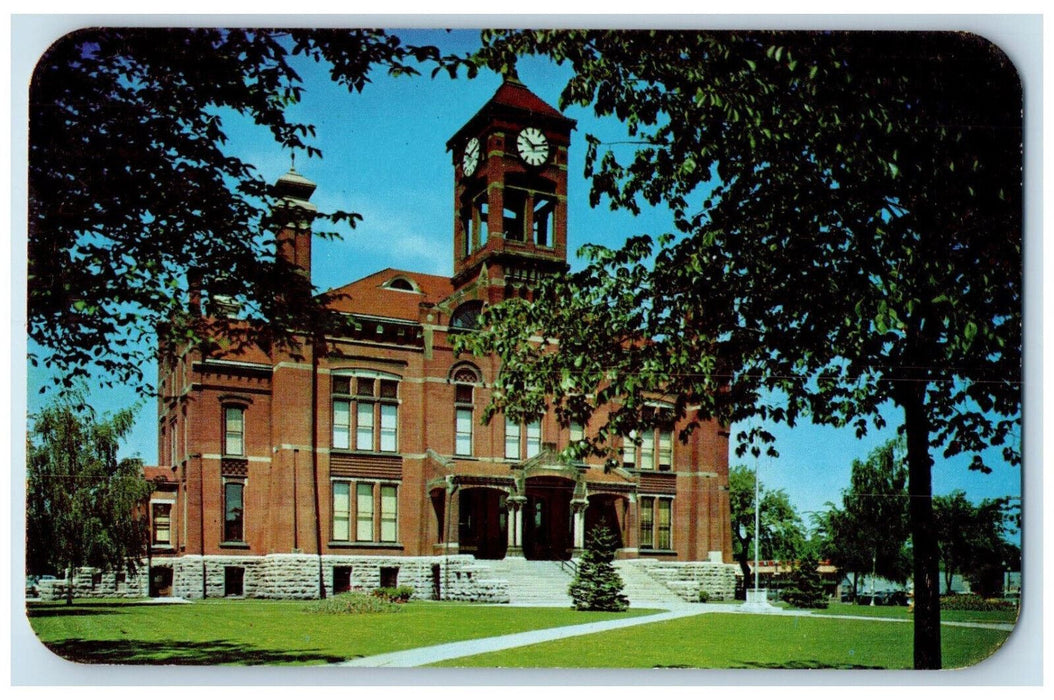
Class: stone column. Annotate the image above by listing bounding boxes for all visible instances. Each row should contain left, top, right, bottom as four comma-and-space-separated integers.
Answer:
624, 493, 640, 556
571, 499, 588, 556
506, 496, 526, 557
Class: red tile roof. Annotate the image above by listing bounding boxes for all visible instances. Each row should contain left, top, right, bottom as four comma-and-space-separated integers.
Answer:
325, 268, 454, 322
446, 78, 576, 149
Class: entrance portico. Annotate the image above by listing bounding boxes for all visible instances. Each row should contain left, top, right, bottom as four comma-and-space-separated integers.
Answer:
428, 446, 637, 562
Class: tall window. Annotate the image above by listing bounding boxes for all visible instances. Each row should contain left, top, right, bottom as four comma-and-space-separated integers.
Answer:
504, 415, 543, 460
332, 482, 351, 541
526, 418, 542, 458
356, 483, 374, 541
639, 496, 654, 549
452, 366, 479, 456
152, 502, 173, 546
223, 480, 245, 542
639, 496, 673, 550
504, 417, 521, 459
380, 485, 398, 542
455, 384, 474, 456
332, 481, 399, 544
332, 373, 399, 453
657, 499, 672, 549
223, 407, 244, 456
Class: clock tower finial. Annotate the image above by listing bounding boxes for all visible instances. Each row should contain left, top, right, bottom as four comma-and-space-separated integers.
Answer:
446, 79, 576, 300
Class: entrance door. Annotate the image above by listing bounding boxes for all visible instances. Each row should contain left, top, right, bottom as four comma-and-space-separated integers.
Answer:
457, 488, 507, 559
523, 477, 573, 560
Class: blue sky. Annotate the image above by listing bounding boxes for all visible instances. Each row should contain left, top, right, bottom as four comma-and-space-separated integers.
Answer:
24, 27, 1023, 536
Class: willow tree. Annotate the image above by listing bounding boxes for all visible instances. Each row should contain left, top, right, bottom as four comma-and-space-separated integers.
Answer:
27, 400, 155, 603
461, 30, 1022, 669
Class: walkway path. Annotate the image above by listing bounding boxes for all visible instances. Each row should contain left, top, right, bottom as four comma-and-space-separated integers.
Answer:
335, 603, 1015, 667
338, 604, 711, 667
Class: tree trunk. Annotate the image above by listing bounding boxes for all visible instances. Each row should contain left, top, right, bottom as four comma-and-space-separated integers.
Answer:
899, 382, 942, 669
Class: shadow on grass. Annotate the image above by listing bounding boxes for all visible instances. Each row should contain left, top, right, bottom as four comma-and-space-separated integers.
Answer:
732, 660, 887, 670
41, 638, 346, 666
27, 602, 182, 618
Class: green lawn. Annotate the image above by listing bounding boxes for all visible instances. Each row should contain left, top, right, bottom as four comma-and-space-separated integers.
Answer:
815, 601, 1020, 625
431, 612, 1012, 670
26, 599, 651, 666
27, 599, 1016, 670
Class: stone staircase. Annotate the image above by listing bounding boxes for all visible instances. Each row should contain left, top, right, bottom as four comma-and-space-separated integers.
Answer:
483, 557, 575, 606
479, 557, 690, 609
613, 560, 691, 607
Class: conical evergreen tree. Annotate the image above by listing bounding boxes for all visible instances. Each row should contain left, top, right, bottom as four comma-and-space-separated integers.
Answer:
568, 526, 629, 611
783, 551, 830, 609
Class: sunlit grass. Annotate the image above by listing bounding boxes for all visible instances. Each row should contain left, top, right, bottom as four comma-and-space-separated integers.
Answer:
431, 611, 1012, 669
26, 599, 651, 666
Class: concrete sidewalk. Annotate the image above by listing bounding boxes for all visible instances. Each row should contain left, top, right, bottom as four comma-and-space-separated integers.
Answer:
335, 603, 1016, 668
337, 605, 711, 667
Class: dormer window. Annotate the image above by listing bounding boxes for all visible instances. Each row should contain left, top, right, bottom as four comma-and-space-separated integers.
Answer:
381, 276, 419, 293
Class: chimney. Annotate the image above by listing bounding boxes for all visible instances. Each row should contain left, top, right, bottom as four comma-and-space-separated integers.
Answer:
273, 167, 318, 281
187, 267, 203, 316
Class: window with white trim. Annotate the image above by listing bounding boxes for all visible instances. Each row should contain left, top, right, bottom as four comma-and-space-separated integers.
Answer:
223, 479, 245, 543
505, 414, 543, 460
331, 480, 399, 544
639, 495, 673, 550
332, 372, 400, 453
455, 386, 474, 457
622, 426, 674, 471
151, 501, 173, 546
223, 407, 244, 456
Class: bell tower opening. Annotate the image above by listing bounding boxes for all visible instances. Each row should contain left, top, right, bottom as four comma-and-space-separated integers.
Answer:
446, 77, 576, 299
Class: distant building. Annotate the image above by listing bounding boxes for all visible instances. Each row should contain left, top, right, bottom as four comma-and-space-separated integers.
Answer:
140, 79, 735, 600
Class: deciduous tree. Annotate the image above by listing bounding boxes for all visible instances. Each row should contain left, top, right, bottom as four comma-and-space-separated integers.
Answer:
814, 440, 912, 598
29, 28, 447, 394
462, 30, 1022, 669
934, 490, 1020, 597
728, 464, 806, 587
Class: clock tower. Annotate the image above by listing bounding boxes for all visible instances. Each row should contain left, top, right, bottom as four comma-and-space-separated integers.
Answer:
446, 77, 576, 302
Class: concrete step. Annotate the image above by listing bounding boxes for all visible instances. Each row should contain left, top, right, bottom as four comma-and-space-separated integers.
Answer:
482, 558, 574, 605
614, 560, 690, 607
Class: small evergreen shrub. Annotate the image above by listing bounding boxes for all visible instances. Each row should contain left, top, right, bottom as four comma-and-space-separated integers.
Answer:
697, 589, 711, 603
372, 585, 414, 603
305, 591, 402, 614
939, 594, 1018, 612
782, 552, 830, 609
568, 526, 629, 612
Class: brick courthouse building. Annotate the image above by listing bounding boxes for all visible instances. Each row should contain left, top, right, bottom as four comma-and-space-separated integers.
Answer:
142, 79, 735, 601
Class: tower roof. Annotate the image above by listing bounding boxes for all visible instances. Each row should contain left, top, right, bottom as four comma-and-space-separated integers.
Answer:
446, 77, 576, 150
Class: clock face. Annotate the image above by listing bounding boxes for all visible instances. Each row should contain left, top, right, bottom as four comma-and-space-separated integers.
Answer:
516, 127, 550, 166
462, 137, 481, 176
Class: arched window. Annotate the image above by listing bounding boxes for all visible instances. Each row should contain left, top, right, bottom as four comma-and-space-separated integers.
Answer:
451, 365, 481, 457
382, 276, 419, 293
450, 300, 485, 331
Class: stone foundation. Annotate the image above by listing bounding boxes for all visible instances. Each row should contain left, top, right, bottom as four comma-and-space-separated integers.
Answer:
634, 560, 739, 601
36, 567, 150, 600
37, 554, 509, 603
